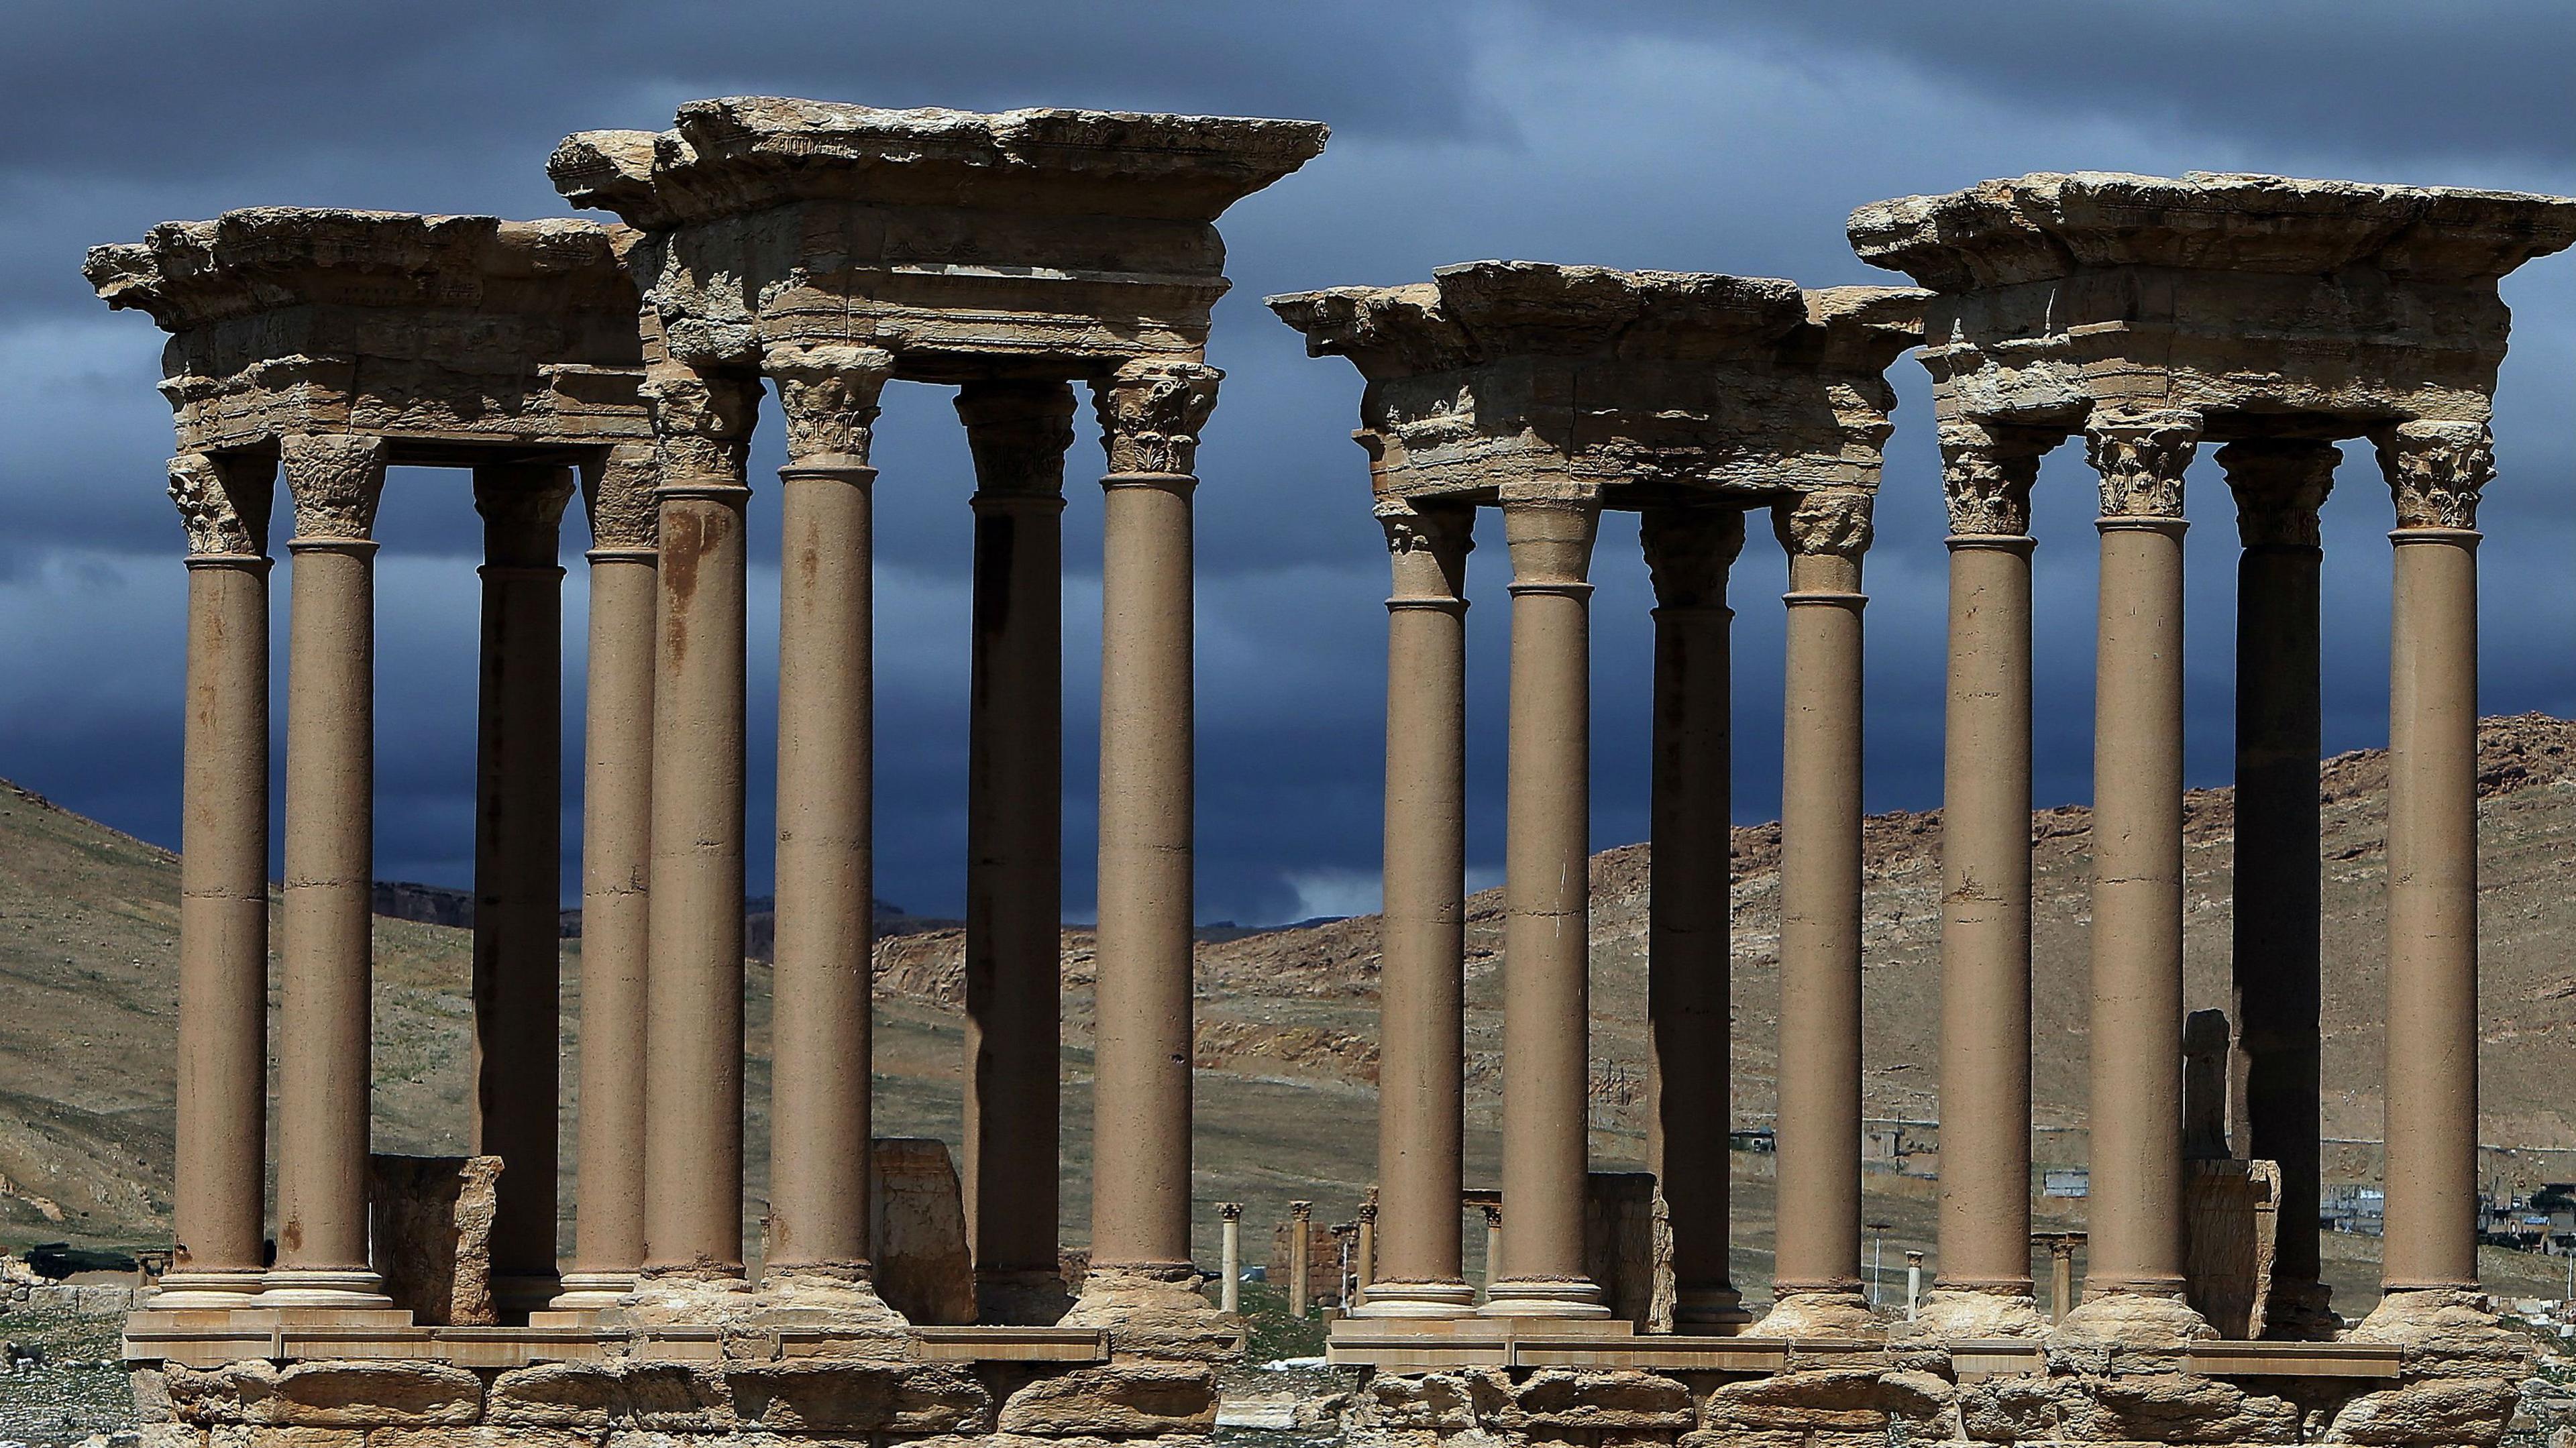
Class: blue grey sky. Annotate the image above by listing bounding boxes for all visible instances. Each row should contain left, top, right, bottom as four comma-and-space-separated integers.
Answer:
5, 2, 2573, 924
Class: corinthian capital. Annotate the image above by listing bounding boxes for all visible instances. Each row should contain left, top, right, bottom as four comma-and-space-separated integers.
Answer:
957, 378, 1078, 496
1939, 421, 2047, 536
280, 433, 387, 541
1379, 498, 1474, 603
1640, 506, 1746, 609
2084, 409, 2202, 520
1774, 488, 1874, 561
2214, 439, 2338, 549
1095, 359, 1222, 476
641, 361, 761, 484
2374, 420, 2493, 531
767, 343, 896, 466
168, 452, 272, 557
583, 442, 661, 551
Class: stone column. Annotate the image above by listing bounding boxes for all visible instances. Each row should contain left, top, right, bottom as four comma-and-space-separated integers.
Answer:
1289, 1201, 1314, 1317
559, 443, 659, 1311
1219, 1204, 1243, 1315
2218, 439, 2339, 1339
1364, 498, 1476, 1321
1922, 424, 2047, 1338
1640, 504, 1750, 1333
1354, 1197, 1377, 1306
1078, 359, 1221, 1319
2372, 420, 2491, 1305
2065, 408, 2211, 1341
2047, 1236, 2081, 1323
265, 433, 392, 1308
1482, 496, 1609, 1321
158, 453, 275, 1308
1481, 1204, 1504, 1296
957, 378, 1077, 1325
764, 345, 900, 1318
638, 363, 761, 1294
470, 461, 575, 1322
1760, 488, 1874, 1336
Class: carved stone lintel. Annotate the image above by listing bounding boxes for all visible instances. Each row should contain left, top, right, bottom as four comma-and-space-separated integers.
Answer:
168, 452, 272, 557
1095, 359, 1222, 476
766, 343, 896, 466
2215, 439, 2339, 549
280, 433, 388, 541
641, 361, 761, 484
1773, 487, 1874, 561
1640, 506, 1748, 609
957, 378, 1078, 496
584, 441, 661, 551
2375, 419, 2493, 531
1939, 421, 2049, 536
2084, 409, 2202, 520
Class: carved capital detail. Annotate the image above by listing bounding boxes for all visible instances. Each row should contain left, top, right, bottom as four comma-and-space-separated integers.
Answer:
1288, 1200, 1313, 1223
1939, 421, 2047, 536
280, 433, 387, 541
1218, 1202, 1243, 1223
473, 465, 576, 533
2084, 409, 2202, 519
958, 378, 1078, 495
1774, 488, 1874, 561
641, 361, 761, 484
1095, 359, 1222, 476
2215, 439, 2338, 549
168, 453, 268, 557
767, 343, 895, 465
1379, 499, 1474, 602
584, 442, 661, 550
1640, 506, 1747, 609
2375, 420, 2493, 531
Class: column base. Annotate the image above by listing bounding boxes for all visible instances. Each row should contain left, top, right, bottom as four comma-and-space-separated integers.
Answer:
753, 1262, 910, 1329
1754, 1288, 1881, 1338
256, 1268, 393, 1310
2051, 1288, 2214, 1369
2352, 1286, 2523, 1364
2260, 1278, 2341, 1341
1067, 1262, 1236, 1356
1354, 1278, 1479, 1319
1673, 1284, 1755, 1335
1478, 1276, 1611, 1319
490, 1270, 564, 1323
147, 1270, 268, 1310
975, 1267, 1075, 1326
547, 1270, 638, 1314
613, 1267, 755, 1325
1907, 1284, 2046, 1340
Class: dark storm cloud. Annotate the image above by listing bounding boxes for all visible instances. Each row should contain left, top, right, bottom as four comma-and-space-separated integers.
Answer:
5, 2, 2575, 923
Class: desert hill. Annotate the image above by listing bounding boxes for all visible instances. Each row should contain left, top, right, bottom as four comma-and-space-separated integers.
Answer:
9, 714, 2576, 1314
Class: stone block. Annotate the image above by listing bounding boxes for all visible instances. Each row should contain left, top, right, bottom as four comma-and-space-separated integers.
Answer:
2324, 1377, 2520, 1446
1360, 1372, 1479, 1433
1701, 1367, 1951, 1433
488, 1361, 627, 1428
370, 1430, 602, 1448
1505, 1368, 1695, 1432
729, 1358, 993, 1433
133, 1365, 178, 1423
1678, 1431, 1805, 1448
616, 1361, 737, 1431
996, 1362, 1218, 1436
244, 1361, 484, 1427
244, 1430, 364, 1448
2075, 1373, 2301, 1444
872, 1137, 977, 1327
135, 1424, 207, 1448
1959, 1374, 2072, 1441
368, 1154, 502, 1327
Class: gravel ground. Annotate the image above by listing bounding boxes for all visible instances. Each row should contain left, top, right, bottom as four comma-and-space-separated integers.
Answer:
0, 1303, 133, 1448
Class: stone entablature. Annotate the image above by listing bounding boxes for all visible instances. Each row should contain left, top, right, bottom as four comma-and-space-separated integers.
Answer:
1847, 171, 2576, 437
85, 209, 651, 459
1268, 262, 1925, 508
549, 98, 1328, 380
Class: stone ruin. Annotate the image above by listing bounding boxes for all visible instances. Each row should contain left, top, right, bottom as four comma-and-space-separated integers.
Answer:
73, 95, 2576, 1448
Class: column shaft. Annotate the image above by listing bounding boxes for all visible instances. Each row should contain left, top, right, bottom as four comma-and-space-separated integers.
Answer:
268, 433, 389, 1307
471, 465, 572, 1320
959, 380, 1073, 1323
1483, 499, 1607, 1320
1642, 505, 1746, 1331
1366, 502, 1474, 1319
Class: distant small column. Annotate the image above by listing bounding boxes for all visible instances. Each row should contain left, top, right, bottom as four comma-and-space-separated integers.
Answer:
471, 461, 576, 1322
1289, 1200, 1315, 1317
558, 443, 658, 1311
1922, 423, 2047, 1339
1354, 1196, 1378, 1308
639, 363, 761, 1290
157, 453, 275, 1308
1483, 496, 1609, 1321
1219, 1203, 1243, 1316
2066, 408, 2211, 1341
1363, 498, 1476, 1320
1904, 1250, 1926, 1321
1640, 504, 1750, 1333
764, 344, 899, 1317
1080, 360, 1222, 1316
2373, 421, 2491, 1304
1481, 1204, 1505, 1297
958, 378, 1077, 1325
264, 433, 392, 1309
2047, 1236, 2082, 1323
2218, 438, 2338, 1339
1760, 488, 1875, 1336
